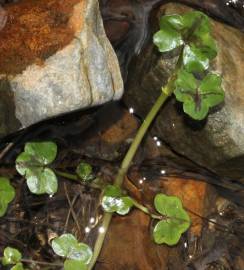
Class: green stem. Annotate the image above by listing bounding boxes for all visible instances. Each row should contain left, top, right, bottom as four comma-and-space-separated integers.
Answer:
132, 199, 162, 220
55, 170, 101, 189
88, 78, 175, 270
0, 257, 63, 267
55, 170, 78, 181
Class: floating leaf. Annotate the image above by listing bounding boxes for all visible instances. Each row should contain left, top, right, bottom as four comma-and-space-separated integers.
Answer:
153, 194, 190, 245
153, 26, 183, 52
0, 177, 15, 217
101, 185, 134, 215
16, 142, 58, 195
174, 70, 224, 120
11, 262, 24, 270
76, 162, 94, 182
64, 259, 87, 270
51, 234, 92, 264
2, 247, 22, 265
24, 142, 57, 165
26, 168, 58, 195
183, 44, 209, 72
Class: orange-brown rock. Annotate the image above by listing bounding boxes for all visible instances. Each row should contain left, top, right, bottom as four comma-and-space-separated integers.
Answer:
0, 0, 123, 137
163, 178, 214, 237
0, 0, 83, 75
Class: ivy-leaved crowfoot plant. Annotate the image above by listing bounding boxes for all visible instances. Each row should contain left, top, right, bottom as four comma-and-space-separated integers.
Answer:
89, 10, 224, 270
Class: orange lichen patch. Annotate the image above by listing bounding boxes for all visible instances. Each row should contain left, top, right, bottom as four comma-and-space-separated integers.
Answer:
0, 0, 84, 75
164, 178, 210, 237
101, 110, 139, 144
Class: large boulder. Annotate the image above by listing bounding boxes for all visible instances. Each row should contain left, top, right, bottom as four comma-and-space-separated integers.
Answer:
0, 0, 123, 137
124, 3, 244, 180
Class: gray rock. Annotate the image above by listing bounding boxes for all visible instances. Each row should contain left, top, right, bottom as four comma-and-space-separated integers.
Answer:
124, 3, 244, 180
0, 0, 123, 137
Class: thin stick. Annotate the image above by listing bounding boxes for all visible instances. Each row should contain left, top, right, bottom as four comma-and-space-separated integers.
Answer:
0, 142, 14, 160
63, 183, 82, 237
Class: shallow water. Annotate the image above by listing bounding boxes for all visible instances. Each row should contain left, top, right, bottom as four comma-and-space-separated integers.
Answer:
0, 0, 243, 269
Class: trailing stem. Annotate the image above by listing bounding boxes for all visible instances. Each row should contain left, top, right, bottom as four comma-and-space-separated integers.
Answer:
88, 75, 177, 270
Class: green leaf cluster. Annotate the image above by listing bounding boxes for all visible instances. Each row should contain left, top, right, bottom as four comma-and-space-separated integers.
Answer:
0, 177, 15, 217
51, 234, 93, 270
153, 194, 190, 245
153, 11, 224, 120
1, 247, 24, 270
153, 11, 217, 65
101, 185, 134, 215
16, 142, 58, 195
76, 162, 94, 182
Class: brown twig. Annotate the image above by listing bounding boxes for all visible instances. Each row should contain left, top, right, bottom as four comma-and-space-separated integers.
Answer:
63, 183, 82, 237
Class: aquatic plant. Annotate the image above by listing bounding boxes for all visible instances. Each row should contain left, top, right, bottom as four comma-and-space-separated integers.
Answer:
89, 10, 224, 269
0, 10, 224, 270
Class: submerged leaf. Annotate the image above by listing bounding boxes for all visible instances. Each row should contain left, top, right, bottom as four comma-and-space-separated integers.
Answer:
15, 142, 58, 195
102, 185, 134, 215
0, 177, 15, 217
2, 247, 22, 265
153, 194, 190, 245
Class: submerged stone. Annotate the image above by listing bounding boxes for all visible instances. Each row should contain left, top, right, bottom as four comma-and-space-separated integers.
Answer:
124, 3, 244, 180
0, 0, 123, 137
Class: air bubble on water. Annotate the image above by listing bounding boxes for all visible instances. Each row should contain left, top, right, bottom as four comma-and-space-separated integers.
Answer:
90, 217, 95, 224
85, 227, 91, 233
99, 226, 105, 233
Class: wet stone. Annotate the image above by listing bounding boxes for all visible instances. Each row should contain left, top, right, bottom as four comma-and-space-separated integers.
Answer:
0, 0, 123, 138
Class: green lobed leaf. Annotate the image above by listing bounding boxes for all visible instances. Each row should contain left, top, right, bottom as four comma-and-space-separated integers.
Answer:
181, 11, 203, 29
153, 194, 190, 245
26, 168, 58, 195
64, 259, 87, 270
183, 44, 209, 72
174, 69, 197, 102
101, 185, 134, 215
0, 177, 15, 217
153, 27, 183, 52
174, 70, 224, 120
76, 162, 94, 182
2, 247, 22, 265
199, 73, 224, 107
24, 142, 57, 165
197, 33, 217, 59
51, 234, 77, 257
51, 234, 93, 264
15, 142, 58, 195
11, 262, 24, 270
182, 11, 217, 59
